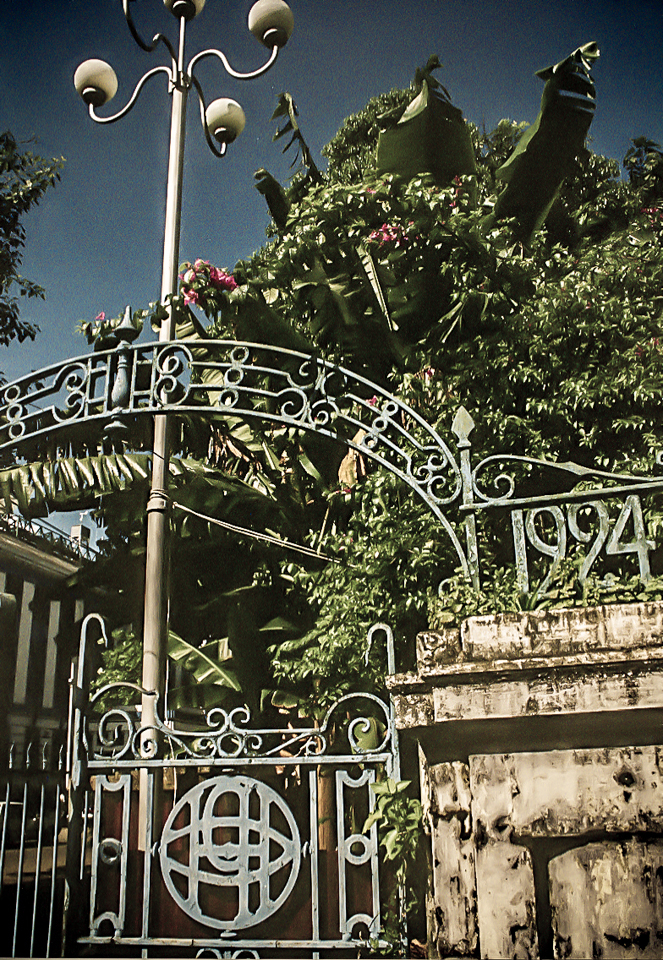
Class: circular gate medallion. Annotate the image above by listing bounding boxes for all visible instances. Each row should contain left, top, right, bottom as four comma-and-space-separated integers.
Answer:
159, 775, 301, 930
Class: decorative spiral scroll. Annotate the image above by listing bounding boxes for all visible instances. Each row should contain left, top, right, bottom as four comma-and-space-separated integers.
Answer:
52, 362, 92, 422
289, 356, 320, 390
96, 707, 137, 762
277, 387, 309, 421
322, 693, 393, 756
473, 454, 553, 503
318, 367, 349, 400
347, 714, 391, 754
153, 345, 190, 406
310, 396, 339, 427
85, 683, 392, 764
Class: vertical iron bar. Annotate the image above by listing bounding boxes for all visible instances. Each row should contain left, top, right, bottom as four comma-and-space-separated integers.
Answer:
139, 14, 188, 861
511, 508, 530, 594
384, 625, 402, 782
64, 613, 100, 953
46, 786, 61, 958
452, 406, 480, 587
65, 663, 74, 791
0, 775, 10, 902
367, 772, 381, 940
335, 769, 347, 937
140, 13, 187, 739
29, 778, 46, 957
80, 788, 89, 880
309, 767, 320, 954
12, 776, 29, 957
89, 783, 102, 930
142, 770, 155, 943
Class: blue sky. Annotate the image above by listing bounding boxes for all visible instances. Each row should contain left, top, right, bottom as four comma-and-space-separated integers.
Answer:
2, 0, 663, 386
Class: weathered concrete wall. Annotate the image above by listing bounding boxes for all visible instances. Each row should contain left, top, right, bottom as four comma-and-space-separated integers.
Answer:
550, 840, 663, 959
420, 750, 477, 956
392, 603, 663, 959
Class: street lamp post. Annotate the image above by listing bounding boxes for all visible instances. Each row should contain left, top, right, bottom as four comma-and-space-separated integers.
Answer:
74, 0, 294, 739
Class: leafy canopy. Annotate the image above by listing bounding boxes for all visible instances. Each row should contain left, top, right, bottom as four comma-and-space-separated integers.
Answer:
0, 131, 64, 353
8, 55, 663, 721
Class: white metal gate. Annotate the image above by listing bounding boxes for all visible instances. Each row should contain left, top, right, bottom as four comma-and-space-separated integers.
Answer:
59, 618, 401, 957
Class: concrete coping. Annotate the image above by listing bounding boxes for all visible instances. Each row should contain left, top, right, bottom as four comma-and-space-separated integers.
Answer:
416, 601, 663, 674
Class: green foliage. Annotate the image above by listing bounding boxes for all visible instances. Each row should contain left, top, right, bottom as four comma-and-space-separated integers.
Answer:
491, 42, 600, 240
624, 136, 663, 199
430, 557, 663, 630
269, 471, 446, 710
0, 131, 64, 353
91, 626, 142, 712
271, 92, 322, 185
15, 51, 663, 732
78, 302, 168, 350
363, 778, 424, 955
322, 90, 412, 186
375, 63, 477, 191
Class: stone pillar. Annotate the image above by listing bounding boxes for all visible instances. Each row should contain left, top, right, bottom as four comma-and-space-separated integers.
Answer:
389, 602, 663, 959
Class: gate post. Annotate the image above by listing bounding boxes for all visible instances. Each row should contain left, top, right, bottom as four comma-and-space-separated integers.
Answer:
62, 614, 106, 956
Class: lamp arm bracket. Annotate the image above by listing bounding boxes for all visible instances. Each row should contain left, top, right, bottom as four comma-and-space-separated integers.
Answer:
190, 75, 227, 158
123, 0, 178, 61
89, 65, 173, 125
188, 43, 279, 82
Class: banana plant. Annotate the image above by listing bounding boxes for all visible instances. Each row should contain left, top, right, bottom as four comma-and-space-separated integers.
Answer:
375, 55, 477, 195
491, 41, 600, 240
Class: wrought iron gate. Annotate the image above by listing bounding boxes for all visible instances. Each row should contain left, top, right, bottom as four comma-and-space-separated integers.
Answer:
48, 617, 399, 958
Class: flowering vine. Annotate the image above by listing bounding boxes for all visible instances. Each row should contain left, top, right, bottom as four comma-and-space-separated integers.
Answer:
179, 259, 238, 314
368, 221, 413, 248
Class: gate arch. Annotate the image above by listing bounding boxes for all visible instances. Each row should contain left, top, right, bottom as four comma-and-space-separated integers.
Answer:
0, 338, 474, 578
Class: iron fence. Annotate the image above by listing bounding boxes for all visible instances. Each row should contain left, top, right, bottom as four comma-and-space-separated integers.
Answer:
0, 740, 67, 959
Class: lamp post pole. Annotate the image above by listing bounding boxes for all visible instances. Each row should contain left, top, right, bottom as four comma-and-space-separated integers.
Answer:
74, 0, 295, 738
141, 16, 187, 741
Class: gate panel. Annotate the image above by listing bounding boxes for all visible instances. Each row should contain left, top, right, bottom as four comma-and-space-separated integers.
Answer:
66, 626, 401, 956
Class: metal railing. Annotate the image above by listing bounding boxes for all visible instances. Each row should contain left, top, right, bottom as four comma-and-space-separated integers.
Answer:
0, 512, 98, 563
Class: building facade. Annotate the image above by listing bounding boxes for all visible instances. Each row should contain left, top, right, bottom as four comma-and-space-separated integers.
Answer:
0, 513, 92, 759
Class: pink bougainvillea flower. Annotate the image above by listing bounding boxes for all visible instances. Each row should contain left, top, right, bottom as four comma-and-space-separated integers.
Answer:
367, 395, 379, 407
95, 312, 106, 322
183, 288, 200, 306
209, 266, 238, 292
369, 221, 410, 248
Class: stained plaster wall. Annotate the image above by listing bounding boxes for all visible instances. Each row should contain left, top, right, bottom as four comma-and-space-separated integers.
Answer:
389, 602, 663, 959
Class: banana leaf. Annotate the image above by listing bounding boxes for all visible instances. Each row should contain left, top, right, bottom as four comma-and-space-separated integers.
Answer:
0, 452, 151, 517
492, 42, 600, 239
230, 291, 313, 353
168, 630, 242, 695
376, 78, 476, 192
271, 92, 322, 183
254, 168, 290, 230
